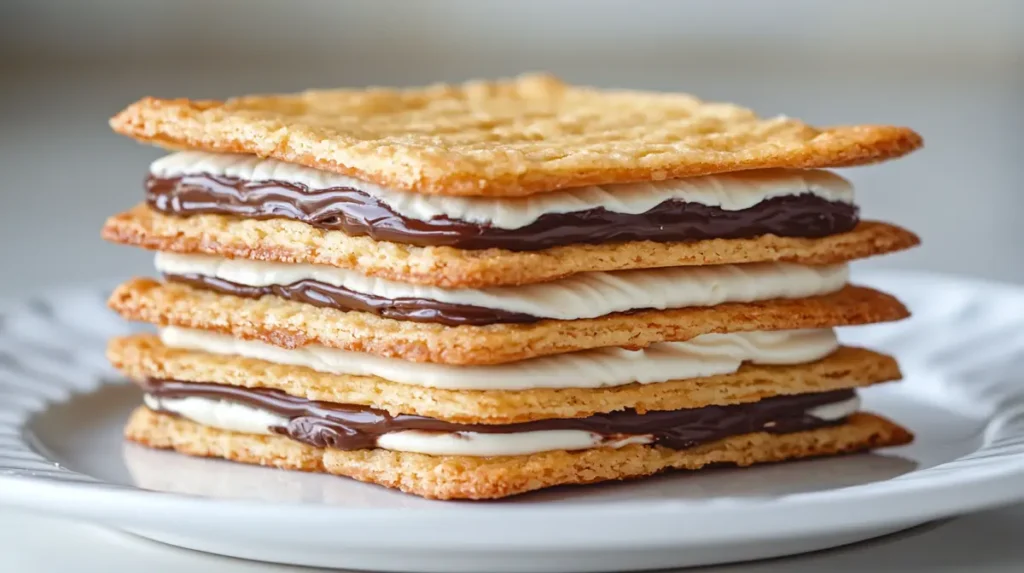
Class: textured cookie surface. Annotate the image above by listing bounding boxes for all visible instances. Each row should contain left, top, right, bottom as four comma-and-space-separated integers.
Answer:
111, 334, 900, 423
126, 408, 913, 500
110, 74, 921, 197
102, 205, 920, 287
109, 279, 909, 365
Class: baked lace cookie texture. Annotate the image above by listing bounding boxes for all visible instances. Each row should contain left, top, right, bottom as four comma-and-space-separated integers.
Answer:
103, 74, 921, 500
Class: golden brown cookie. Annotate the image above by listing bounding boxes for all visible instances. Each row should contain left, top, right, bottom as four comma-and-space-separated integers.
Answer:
125, 408, 913, 500
109, 279, 909, 365
111, 334, 901, 423
110, 74, 921, 197
102, 205, 920, 288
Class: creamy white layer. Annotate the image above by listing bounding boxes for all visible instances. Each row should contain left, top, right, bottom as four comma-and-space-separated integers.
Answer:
156, 253, 849, 321
150, 151, 855, 229
142, 394, 861, 457
159, 327, 840, 390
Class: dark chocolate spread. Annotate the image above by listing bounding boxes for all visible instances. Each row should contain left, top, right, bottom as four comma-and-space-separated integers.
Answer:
146, 174, 859, 251
144, 380, 853, 451
164, 273, 539, 326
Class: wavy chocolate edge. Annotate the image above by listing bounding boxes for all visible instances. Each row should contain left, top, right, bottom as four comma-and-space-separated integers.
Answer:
147, 174, 859, 251
144, 379, 854, 451
163, 273, 538, 326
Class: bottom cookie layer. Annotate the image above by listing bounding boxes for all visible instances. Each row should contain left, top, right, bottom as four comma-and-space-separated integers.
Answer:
125, 407, 913, 500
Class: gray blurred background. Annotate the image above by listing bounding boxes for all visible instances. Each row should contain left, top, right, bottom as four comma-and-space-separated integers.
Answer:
1, 0, 1021, 295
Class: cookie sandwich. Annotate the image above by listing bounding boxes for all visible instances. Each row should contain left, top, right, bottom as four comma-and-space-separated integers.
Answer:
103, 74, 921, 499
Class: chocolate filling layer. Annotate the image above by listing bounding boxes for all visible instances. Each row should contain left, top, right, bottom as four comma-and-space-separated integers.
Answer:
147, 174, 860, 251
164, 273, 539, 326
143, 380, 854, 451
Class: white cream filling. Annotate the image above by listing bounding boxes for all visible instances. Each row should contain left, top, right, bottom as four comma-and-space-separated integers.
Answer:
807, 395, 862, 421
155, 253, 849, 321
159, 327, 840, 390
374, 431, 653, 457
142, 395, 286, 435
141, 394, 860, 457
150, 151, 855, 229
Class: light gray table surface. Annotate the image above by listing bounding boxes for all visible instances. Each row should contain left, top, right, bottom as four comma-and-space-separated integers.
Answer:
4, 507, 1024, 572
1, 58, 1023, 571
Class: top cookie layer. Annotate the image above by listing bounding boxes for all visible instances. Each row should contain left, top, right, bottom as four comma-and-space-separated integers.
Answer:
110, 74, 922, 197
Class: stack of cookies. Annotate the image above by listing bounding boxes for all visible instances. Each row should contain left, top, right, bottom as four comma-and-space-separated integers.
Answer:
103, 74, 921, 500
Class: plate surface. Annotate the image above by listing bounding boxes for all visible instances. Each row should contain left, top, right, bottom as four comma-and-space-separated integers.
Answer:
2, 271, 1024, 572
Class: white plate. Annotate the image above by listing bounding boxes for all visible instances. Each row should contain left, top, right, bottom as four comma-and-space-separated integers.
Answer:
2, 271, 1024, 573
